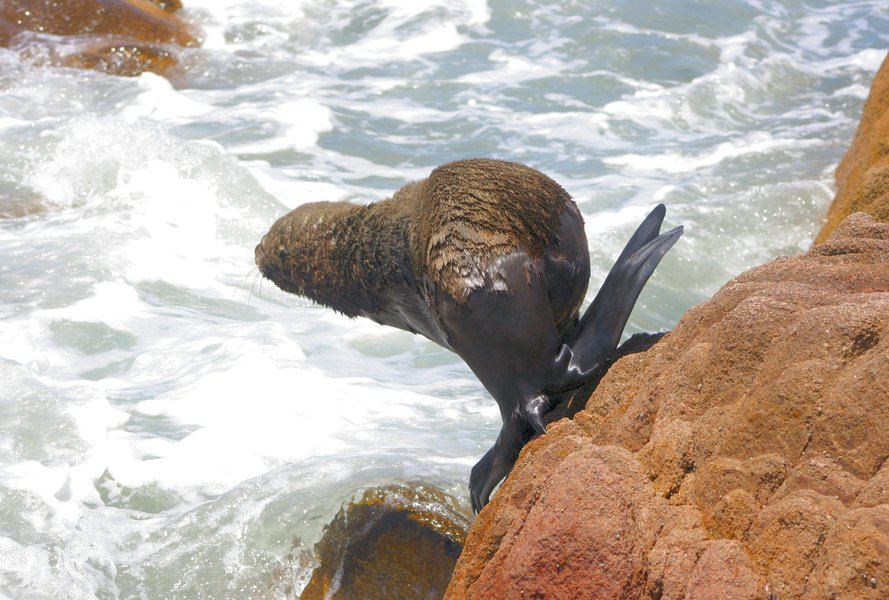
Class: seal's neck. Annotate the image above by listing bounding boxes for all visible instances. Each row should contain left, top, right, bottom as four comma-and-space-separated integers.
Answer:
257, 200, 416, 318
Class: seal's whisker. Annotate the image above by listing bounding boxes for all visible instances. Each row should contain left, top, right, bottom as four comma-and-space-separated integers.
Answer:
256, 271, 266, 307
234, 267, 258, 305
247, 268, 262, 308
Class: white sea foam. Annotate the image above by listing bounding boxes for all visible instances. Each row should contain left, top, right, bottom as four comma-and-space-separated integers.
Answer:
121, 73, 214, 122
604, 134, 826, 174
122, 161, 225, 288
458, 48, 569, 84
247, 168, 350, 208
227, 98, 334, 154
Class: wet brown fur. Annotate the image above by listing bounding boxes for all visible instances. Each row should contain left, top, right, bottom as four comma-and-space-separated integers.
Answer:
415, 159, 571, 302
257, 159, 575, 316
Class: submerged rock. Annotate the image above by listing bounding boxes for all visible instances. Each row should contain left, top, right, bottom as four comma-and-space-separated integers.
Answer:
446, 212, 889, 600
818, 52, 889, 241
0, 0, 200, 78
300, 483, 470, 600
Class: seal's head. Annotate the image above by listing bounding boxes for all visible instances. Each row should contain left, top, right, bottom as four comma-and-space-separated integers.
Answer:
255, 201, 364, 309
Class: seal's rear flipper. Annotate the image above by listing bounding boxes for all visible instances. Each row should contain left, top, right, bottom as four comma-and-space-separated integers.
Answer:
553, 205, 683, 389
614, 202, 667, 265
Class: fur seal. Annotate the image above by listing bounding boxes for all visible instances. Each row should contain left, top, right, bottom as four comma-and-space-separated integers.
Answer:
255, 159, 682, 511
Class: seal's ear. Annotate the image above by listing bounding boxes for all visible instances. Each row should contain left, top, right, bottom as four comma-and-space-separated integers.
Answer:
554, 204, 682, 387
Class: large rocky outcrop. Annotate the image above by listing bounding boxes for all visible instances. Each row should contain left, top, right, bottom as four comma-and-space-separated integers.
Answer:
0, 0, 199, 78
447, 51, 889, 600
818, 52, 889, 241
446, 212, 889, 600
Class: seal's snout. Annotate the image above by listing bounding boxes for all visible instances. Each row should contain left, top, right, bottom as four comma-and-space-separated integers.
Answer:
255, 229, 292, 290
254, 237, 266, 270
255, 232, 280, 276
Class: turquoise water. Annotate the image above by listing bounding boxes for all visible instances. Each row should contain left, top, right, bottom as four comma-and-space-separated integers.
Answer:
0, 0, 887, 597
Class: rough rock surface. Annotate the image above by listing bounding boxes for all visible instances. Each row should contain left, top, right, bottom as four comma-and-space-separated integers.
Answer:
818, 52, 889, 242
446, 212, 889, 600
300, 484, 470, 600
0, 0, 199, 78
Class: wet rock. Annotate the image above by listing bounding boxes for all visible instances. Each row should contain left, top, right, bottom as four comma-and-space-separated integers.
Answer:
818, 51, 889, 241
0, 0, 200, 78
446, 213, 889, 600
60, 43, 180, 78
301, 483, 470, 600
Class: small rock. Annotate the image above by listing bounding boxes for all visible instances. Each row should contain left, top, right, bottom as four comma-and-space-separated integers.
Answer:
301, 483, 470, 600
0, 0, 200, 78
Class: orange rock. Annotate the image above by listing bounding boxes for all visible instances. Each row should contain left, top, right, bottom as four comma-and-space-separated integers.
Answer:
684, 541, 763, 600
818, 51, 889, 241
446, 213, 889, 600
61, 43, 179, 78
0, 0, 200, 78
805, 506, 889, 598
148, 0, 183, 11
0, 0, 197, 45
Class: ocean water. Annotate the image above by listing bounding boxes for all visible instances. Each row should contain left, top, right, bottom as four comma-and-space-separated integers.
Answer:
0, 0, 886, 597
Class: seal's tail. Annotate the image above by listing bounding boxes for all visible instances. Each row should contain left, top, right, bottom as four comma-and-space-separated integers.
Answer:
551, 204, 683, 390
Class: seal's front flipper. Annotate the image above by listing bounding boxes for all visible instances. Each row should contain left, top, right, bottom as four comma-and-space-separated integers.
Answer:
554, 205, 683, 388
469, 415, 531, 512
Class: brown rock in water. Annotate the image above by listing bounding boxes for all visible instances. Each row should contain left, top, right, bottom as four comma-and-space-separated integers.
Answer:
300, 483, 470, 600
62, 43, 180, 78
0, 0, 200, 78
817, 51, 889, 242
446, 213, 889, 600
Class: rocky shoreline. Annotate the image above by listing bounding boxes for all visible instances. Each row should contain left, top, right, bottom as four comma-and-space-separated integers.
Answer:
4, 3, 885, 597
446, 52, 889, 600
